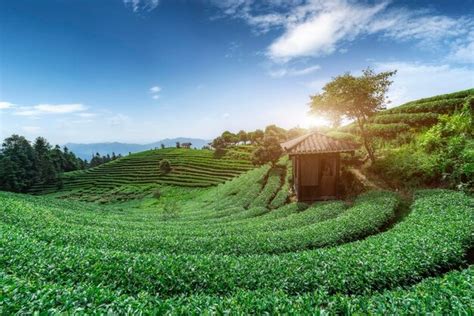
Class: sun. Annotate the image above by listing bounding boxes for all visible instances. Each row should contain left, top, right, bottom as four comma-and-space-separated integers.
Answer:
301, 114, 331, 128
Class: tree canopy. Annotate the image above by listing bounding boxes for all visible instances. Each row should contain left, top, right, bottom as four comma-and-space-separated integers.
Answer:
309, 68, 396, 162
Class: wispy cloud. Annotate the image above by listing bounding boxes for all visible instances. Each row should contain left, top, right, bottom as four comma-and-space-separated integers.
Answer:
150, 85, 162, 99
0, 101, 15, 110
123, 0, 159, 12
14, 103, 87, 116
269, 64, 320, 78
448, 33, 474, 64
374, 61, 474, 105
211, 0, 474, 63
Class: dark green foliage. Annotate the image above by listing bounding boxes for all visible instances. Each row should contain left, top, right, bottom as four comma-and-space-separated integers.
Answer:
0, 135, 36, 192
385, 89, 473, 114
0, 135, 87, 193
251, 132, 283, 167
0, 189, 471, 313
159, 159, 172, 173
310, 68, 396, 162
371, 97, 474, 190
371, 112, 439, 126
30, 148, 254, 195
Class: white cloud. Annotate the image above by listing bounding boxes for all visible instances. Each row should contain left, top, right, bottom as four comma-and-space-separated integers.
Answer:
374, 61, 474, 106
14, 103, 87, 116
123, 0, 159, 12
269, 64, 320, 77
268, 1, 387, 61
448, 35, 474, 64
0, 101, 14, 110
150, 86, 161, 93
222, 113, 231, 119
369, 10, 472, 46
149, 85, 162, 100
34, 103, 86, 114
212, 0, 474, 62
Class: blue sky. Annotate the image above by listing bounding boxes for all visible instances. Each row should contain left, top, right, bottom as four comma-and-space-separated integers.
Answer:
1, 0, 473, 144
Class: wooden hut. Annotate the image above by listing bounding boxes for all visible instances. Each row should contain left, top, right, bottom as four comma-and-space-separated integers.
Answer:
181, 142, 192, 149
281, 132, 358, 202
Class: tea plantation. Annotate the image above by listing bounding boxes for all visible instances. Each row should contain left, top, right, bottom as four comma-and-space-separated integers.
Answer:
1, 159, 473, 314
28, 147, 254, 197
339, 88, 474, 137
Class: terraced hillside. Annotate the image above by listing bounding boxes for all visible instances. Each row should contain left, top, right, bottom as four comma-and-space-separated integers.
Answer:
29, 147, 254, 194
1, 162, 473, 313
339, 88, 473, 137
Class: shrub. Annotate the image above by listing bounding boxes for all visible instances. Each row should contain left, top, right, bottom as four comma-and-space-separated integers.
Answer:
159, 159, 171, 173
369, 145, 439, 188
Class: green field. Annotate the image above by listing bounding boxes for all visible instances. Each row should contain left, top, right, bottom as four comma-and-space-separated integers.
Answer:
1, 159, 473, 313
338, 88, 474, 137
2, 91, 473, 314
28, 147, 254, 196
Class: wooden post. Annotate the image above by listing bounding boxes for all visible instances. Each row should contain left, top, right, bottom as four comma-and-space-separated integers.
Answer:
335, 153, 340, 198
297, 155, 302, 201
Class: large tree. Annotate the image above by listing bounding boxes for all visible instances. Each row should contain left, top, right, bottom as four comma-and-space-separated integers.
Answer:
33, 137, 57, 185
309, 68, 396, 163
251, 132, 283, 167
0, 135, 37, 192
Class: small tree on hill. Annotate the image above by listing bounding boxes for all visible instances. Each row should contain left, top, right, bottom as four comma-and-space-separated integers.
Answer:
264, 125, 287, 141
251, 132, 283, 167
249, 129, 264, 144
212, 136, 227, 158
159, 159, 171, 174
309, 68, 396, 163
237, 130, 248, 144
176, 142, 180, 148
221, 131, 238, 146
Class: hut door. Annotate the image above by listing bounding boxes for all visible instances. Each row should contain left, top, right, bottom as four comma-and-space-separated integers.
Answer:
318, 157, 336, 198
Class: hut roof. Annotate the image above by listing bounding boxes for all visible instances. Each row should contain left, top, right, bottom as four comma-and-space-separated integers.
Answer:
281, 132, 358, 155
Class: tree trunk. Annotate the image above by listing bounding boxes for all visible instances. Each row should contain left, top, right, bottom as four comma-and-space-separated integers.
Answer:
357, 119, 375, 163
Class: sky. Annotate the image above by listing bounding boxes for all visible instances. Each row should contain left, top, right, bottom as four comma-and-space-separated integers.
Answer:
0, 0, 473, 144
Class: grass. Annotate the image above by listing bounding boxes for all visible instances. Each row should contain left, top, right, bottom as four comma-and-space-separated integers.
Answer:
28, 147, 254, 196
338, 88, 474, 139
1, 168, 472, 314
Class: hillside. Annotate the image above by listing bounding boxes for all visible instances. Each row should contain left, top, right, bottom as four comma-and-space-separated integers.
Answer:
29, 147, 254, 197
1, 164, 472, 313
337, 88, 473, 138
65, 137, 211, 160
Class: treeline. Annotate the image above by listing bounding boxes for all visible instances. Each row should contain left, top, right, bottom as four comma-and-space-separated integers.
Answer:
0, 135, 120, 193
211, 125, 308, 167
89, 152, 123, 167
211, 125, 307, 149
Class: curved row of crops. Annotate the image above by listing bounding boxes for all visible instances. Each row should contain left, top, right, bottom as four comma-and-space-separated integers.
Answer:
28, 148, 254, 195
1, 161, 473, 314
338, 89, 474, 138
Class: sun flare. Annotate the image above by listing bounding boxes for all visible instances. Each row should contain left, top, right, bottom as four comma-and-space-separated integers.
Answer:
301, 114, 331, 128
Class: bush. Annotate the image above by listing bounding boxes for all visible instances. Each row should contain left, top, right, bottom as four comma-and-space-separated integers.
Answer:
325, 131, 359, 143
371, 112, 439, 127
152, 189, 161, 199
369, 145, 439, 188
159, 159, 171, 173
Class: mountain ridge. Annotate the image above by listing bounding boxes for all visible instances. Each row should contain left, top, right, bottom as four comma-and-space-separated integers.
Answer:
64, 137, 211, 160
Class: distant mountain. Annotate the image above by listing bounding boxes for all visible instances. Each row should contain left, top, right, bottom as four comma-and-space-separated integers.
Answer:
64, 138, 211, 160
